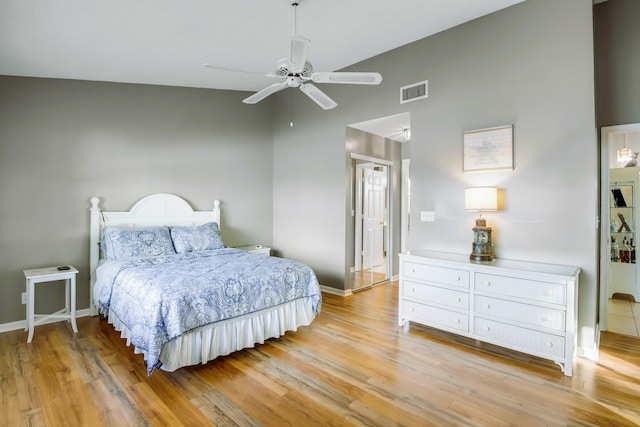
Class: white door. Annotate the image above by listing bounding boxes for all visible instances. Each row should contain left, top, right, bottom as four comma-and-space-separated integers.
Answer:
362, 165, 386, 270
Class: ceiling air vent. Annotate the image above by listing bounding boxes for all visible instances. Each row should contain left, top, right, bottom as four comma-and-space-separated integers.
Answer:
400, 80, 428, 104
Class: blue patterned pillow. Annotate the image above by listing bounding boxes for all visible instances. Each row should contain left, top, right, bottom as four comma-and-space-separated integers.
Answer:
101, 226, 176, 260
170, 222, 225, 253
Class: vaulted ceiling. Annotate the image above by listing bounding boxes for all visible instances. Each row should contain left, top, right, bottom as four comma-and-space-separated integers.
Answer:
0, 0, 524, 92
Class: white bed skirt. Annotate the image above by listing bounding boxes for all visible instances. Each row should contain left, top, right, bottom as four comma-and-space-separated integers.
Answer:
108, 296, 318, 372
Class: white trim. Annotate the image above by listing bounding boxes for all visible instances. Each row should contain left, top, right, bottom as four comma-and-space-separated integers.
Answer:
354, 163, 365, 272
351, 156, 393, 290
401, 158, 410, 254
599, 123, 640, 336
350, 152, 393, 166
577, 344, 599, 361
320, 285, 353, 297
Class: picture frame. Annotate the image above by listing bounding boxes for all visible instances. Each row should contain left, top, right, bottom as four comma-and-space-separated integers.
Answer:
463, 125, 514, 172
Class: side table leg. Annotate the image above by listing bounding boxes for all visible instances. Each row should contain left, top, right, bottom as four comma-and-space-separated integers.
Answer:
65, 278, 69, 320
69, 276, 78, 333
27, 279, 34, 343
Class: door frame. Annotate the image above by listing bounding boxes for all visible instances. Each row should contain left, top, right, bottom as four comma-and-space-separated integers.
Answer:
599, 123, 640, 331
401, 158, 410, 254
351, 153, 392, 286
355, 162, 387, 271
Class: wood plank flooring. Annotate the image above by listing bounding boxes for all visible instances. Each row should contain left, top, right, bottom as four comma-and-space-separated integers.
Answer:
2, 280, 640, 426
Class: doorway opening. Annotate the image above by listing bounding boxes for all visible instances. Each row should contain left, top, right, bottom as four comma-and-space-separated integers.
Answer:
346, 112, 411, 292
352, 158, 391, 291
600, 123, 640, 337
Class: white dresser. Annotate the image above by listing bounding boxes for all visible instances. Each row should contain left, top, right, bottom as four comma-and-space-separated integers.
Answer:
399, 251, 580, 376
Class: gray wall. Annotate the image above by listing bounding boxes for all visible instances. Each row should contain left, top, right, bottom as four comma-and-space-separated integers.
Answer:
0, 77, 274, 324
272, 0, 599, 352
0, 0, 603, 356
594, 0, 640, 127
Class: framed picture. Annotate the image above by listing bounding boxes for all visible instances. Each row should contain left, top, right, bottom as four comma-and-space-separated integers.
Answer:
463, 125, 513, 172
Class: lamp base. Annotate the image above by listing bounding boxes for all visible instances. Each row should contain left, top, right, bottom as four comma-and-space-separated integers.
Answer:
470, 241, 494, 262
470, 253, 494, 262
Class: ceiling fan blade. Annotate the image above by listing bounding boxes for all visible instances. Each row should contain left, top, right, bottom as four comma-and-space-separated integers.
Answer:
202, 63, 264, 75
202, 63, 282, 80
289, 35, 310, 72
243, 81, 289, 104
300, 83, 337, 110
311, 72, 383, 85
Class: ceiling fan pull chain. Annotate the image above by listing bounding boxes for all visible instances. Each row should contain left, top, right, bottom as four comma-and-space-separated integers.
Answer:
290, 90, 295, 127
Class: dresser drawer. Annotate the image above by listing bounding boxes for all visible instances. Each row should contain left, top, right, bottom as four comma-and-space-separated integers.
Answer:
474, 295, 566, 332
403, 261, 469, 289
474, 317, 565, 359
403, 300, 469, 332
475, 273, 566, 305
403, 280, 469, 310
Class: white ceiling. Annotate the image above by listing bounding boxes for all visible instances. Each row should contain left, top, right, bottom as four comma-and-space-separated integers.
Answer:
350, 113, 412, 143
0, 0, 523, 138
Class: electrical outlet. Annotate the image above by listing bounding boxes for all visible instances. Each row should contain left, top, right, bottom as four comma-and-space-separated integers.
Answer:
21, 292, 26, 304
420, 211, 435, 222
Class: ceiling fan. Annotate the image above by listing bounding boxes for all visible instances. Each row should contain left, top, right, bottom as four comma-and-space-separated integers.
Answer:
203, 0, 382, 110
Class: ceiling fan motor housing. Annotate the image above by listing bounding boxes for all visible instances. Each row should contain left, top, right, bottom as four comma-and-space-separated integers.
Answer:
276, 60, 313, 78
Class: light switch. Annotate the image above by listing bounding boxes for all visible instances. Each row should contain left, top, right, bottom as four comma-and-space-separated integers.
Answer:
420, 211, 435, 222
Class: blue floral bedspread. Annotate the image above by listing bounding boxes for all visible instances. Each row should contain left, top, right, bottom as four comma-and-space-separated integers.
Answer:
94, 248, 322, 373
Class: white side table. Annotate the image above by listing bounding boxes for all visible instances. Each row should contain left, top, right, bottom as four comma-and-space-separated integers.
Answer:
23, 266, 79, 343
236, 245, 271, 256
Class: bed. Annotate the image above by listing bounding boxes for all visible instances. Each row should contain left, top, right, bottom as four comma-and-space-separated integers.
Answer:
89, 193, 322, 374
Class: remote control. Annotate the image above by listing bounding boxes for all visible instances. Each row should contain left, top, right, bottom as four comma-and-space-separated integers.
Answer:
57, 266, 71, 271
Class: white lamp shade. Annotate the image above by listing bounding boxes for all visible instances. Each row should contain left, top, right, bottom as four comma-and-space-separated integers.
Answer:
465, 187, 498, 211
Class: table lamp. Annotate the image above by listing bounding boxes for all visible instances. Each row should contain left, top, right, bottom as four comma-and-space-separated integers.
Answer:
465, 187, 498, 262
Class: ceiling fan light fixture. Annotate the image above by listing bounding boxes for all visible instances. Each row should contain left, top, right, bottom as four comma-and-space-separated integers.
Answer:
617, 133, 632, 163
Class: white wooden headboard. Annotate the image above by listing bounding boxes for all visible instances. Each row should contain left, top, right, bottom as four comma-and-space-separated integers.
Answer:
89, 193, 221, 315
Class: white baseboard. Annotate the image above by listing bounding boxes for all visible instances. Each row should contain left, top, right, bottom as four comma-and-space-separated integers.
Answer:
576, 323, 600, 362
0, 308, 92, 334
320, 285, 353, 297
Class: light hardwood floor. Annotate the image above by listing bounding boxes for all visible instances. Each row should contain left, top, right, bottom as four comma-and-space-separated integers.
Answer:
608, 298, 640, 336
2, 281, 640, 426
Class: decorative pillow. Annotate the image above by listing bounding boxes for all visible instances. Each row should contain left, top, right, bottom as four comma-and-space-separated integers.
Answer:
170, 222, 225, 253
101, 226, 176, 260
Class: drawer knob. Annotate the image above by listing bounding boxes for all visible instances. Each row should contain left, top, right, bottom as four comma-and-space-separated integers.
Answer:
410, 268, 415, 273
456, 297, 462, 303
485, 281, 491, 286
411, 288, 415, 293
484, 326, 491, 332
456, 318, 461, 324
547, 342, 553, 348
410, 307, 415, 312
456, 276, 461, 281
484, 304, 491, 309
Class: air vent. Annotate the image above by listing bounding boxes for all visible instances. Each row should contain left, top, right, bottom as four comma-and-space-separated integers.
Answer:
400, 80, 428, 104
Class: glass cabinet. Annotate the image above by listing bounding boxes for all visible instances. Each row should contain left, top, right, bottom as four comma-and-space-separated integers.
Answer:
609, 167, 640, 302
610, 182, 635, 264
